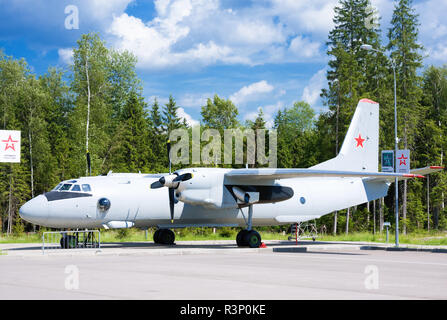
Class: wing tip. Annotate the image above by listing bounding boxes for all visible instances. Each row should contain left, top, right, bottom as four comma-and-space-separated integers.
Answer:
404, 174, 426, 179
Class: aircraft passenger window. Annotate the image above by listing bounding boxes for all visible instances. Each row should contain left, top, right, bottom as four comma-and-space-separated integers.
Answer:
60, 184, 72, 191
72, 185, 81, 192
82, 184, 91, 192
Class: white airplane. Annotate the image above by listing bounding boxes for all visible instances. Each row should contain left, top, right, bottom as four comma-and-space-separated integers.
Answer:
19, 99, 443, 247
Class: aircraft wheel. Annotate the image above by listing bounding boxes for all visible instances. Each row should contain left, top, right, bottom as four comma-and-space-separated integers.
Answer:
153, 229, 161, 244
60, 235, 77, 249
236, 230, 249, 247
244, 230, 261, 248
159, 229, 175, 245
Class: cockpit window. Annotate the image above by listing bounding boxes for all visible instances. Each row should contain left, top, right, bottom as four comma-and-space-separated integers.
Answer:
60, 184, 72, 191
82, 184, 91, 192
72, 185, 81, 192
52, 183, 62, 191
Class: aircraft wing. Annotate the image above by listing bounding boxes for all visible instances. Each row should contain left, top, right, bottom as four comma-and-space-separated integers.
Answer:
224, 168, 425, 182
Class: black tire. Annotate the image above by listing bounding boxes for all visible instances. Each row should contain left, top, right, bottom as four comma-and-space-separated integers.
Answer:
244, 230, 261, 248
153, 229, 161, 244
159, 229, 175, 245
236, 230, 249, 247
60, 235, 77, 249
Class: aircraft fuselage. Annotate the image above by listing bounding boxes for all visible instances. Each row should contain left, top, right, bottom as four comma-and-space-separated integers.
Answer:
19, 168, 389, 229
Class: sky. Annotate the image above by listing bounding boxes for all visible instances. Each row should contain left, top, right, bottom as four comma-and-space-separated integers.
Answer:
0, 0, 446, 128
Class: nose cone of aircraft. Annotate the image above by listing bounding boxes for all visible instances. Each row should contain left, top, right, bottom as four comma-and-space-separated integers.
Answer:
19, 194, 49, 225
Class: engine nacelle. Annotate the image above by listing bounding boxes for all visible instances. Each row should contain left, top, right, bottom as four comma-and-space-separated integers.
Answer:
175, 168, 236, 209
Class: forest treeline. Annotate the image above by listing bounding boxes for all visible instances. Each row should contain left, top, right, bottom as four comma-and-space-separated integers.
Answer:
0, 0, 446, 235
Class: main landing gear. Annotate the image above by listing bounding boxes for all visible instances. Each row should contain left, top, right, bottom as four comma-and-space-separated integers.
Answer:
236, 229, 261, 248
153, 228, 175, 245
235, 204, 262, 248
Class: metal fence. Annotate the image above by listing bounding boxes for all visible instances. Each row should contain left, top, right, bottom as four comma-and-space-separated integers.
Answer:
42, 230, 101, 254
288, 222, 318, 242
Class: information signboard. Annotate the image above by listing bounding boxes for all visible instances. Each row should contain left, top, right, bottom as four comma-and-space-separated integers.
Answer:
0, 130, 21, 163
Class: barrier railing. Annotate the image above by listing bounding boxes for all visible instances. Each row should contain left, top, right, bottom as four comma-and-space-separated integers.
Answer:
42, 230, 101, 254
288, 222, 318, 242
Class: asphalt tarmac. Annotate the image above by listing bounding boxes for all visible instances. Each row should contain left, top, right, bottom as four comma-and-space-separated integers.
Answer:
1, 241, 446, 300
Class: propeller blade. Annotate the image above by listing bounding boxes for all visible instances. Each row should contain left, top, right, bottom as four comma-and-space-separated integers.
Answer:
173, 173, 193, 182
167, 140, 171, 174
168, 188, 175, 223
150, 181, 164, 189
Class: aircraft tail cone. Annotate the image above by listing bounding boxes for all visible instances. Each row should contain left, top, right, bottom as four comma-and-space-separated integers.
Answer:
260, 242, 267, 248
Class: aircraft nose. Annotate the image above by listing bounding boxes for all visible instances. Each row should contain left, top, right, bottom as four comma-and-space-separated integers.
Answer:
19, 195, 49, 225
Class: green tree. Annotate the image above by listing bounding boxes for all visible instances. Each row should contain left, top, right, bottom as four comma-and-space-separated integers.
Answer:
70, 33, 112, 176
163, 95, 182, 133
388, 0, 424, 234
111, 92, 153, 172
274, 101, 316, 168
201, 94, 239, 130
420, 66, 447, 229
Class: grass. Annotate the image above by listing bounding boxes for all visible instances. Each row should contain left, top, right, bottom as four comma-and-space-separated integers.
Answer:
100, 228, 291, 242
318, 231, 447, 246
0, 232, 42, 243
0, 229, 446, 246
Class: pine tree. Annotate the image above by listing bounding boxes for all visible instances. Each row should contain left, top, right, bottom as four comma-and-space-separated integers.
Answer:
420, 66, 447, 228
387, 0, 424, 234
162, 95, 181, 134
151, 98, 163, 133
322, 0, 394, 234
115, 92, 152, 172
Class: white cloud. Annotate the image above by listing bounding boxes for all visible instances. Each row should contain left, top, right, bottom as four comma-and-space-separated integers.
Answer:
415, 0, 447, 64
85, 0, 134, 24
243, 101, 284, 129
58, 48, 73, 65
302, 68, 327, 107
177, 107, 199, 127
269, 0, 338, 36
106, 0, 327, 70
230, 81, 274, 106
426, 44, 447, 63
289, 36, 321, 59
179, 93, 211, 108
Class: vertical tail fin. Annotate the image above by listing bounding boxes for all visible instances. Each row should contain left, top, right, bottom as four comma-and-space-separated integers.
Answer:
311, 99, 379, 172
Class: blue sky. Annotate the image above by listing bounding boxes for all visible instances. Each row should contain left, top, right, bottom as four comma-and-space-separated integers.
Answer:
0, 0, 446, 128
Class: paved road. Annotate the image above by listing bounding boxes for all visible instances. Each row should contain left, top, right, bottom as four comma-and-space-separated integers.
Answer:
1, 242, 446, 299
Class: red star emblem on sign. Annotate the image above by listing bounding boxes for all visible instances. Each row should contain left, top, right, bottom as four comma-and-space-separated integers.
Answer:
354, 134, 365, 148
2, 135, 18, 151
398, 153, 408, 166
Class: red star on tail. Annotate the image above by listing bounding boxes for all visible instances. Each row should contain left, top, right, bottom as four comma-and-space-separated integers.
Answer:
355, 134, 365, 148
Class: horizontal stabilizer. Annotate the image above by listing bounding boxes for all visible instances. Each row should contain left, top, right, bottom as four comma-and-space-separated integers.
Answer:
225, 168, 425, 182
410, 166, 444, 176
